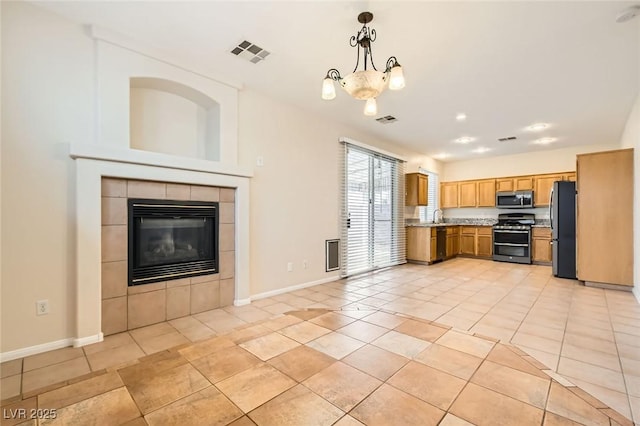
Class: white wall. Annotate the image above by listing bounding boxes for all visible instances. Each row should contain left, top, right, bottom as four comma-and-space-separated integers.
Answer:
237, 90, 433, 295
0, 0, 3, 356
95, 39, 238, 165
130, 88, 209, 159
620, 93, 639, 300
1, 1, 93, 352
441, 143, 619, 182
619, 21, 639, 301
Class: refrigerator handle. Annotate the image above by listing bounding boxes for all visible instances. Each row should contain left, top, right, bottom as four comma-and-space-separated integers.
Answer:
549, 186, 554, 230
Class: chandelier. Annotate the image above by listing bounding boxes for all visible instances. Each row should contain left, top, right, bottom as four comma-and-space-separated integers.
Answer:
321, 11, 405, 116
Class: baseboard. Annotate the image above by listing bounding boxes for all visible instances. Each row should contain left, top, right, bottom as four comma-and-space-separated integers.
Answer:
0, 338, 74, 363
234, 298, 251, 306
73, 333, 103, 348
250, 275, 341, 301
584, 281, 634, 292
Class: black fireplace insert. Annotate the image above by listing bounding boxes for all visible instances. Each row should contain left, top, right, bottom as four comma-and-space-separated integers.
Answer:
128, 198, 218, 286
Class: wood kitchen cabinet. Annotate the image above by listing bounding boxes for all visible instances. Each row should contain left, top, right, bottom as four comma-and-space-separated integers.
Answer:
577, 149, 633, 287
458, 182, 477, 207
496, 178, 515, 192
443, 171, 574, 209
459, 226, 492, 257
534, 174, 563, 207
405, 173, 428, 206
515, 176, 534, 190
460, 227, 476, 256
532, 227, 552, 264
440, 182, 459, 208
476, 227, 493, 257
477, 179, 496, 207
445, 226, 460, 258
406, 227, 437, 263
496, 176, 533, 192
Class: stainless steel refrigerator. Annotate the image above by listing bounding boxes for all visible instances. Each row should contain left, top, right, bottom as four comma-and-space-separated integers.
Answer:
550, 181, 576, 279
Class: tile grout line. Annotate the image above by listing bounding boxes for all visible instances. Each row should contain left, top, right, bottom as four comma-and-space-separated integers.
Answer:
604, 288, 636, 424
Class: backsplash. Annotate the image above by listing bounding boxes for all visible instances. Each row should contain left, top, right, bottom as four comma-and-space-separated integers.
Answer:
444, 218, 497, 225
443, 206, 549, 219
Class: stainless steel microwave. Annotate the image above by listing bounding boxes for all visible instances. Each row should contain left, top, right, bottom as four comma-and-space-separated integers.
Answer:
495, 190, 534, 208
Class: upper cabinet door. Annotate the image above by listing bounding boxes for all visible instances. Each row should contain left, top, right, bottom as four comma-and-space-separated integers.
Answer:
440, 182, 458, 208
417, 174, 428, 205
458, 181, 477, 207
405, 173, 428, 206
477, 179, 496, 207
534, 174, 562, 206
496, 178, 515, 192
514, 176, 534, 190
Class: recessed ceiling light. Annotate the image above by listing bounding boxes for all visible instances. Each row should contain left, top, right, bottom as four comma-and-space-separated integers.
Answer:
433, 153, 451, 160
532, 137, 557, 145
456, 113, 467, 121
454, 136, 474, 144
472, 147, 491, 154
526, 123, 549, 132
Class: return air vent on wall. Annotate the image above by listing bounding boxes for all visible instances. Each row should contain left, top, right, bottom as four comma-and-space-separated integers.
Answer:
230, 40, 271, 64
376, 115, 397, 124
498, 136, 517, 142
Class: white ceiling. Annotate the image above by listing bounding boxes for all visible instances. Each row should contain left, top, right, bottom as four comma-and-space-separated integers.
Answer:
34, 1, 640, 161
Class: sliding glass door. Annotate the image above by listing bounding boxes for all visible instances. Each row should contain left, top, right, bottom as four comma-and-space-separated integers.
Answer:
341, 142, 405, 277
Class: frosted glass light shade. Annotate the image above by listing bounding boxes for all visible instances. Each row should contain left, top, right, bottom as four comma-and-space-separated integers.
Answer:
322, 77, 336, 100
364, 98, 378, 116
388, 65, 405, 90
342, 70, 387, 100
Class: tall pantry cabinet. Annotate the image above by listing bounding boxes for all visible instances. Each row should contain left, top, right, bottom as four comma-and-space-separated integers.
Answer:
576, 149, 634, 287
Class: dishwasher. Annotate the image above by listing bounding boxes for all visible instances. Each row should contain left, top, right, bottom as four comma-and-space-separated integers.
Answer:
435, 227, 447, 261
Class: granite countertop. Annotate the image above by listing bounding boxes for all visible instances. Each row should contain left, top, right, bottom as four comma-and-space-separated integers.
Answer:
406, 218, 497, 227
407, 218, 551, 228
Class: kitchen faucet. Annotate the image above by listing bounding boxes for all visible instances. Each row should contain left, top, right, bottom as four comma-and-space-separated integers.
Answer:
433, 209, 443, 224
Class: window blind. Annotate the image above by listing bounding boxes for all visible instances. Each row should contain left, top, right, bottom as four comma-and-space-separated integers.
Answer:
420, 169, 439, 223
340, 142, 406, 278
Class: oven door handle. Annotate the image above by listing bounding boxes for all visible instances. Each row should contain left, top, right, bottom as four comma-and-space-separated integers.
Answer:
494, 242, 529, 247
493, 230, 529, 234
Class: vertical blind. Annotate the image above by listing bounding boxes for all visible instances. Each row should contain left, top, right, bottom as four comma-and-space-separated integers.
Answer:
340, 141, 406, 278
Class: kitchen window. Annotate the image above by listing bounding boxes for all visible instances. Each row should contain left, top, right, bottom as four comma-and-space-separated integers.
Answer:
419, 169, 439, 222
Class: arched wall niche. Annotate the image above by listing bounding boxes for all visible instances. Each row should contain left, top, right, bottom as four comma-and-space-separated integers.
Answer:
130, 77, 220, 161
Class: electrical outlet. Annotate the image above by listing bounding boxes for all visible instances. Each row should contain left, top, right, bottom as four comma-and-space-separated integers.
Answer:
36, 300, 49, 316
287, 262, 293, 272
303, 260, 308, 269
256, 156, 264, 167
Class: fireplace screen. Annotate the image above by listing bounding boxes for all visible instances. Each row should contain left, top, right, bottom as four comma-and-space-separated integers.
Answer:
128, 199, 218, 285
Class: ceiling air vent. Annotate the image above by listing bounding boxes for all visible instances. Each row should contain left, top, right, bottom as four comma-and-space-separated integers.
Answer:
498, 136, 517, 142
376, 115, 398, 124
230, 40, 270, 64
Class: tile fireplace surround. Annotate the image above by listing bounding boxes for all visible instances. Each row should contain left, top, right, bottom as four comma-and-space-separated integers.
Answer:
101, 178, 236, 335
69, 145, 251, 348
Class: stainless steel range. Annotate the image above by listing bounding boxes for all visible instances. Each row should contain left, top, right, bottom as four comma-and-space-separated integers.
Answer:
493, 213, 535, 264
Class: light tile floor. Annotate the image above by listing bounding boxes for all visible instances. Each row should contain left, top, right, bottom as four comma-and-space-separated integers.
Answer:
1, 258, 639, 425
